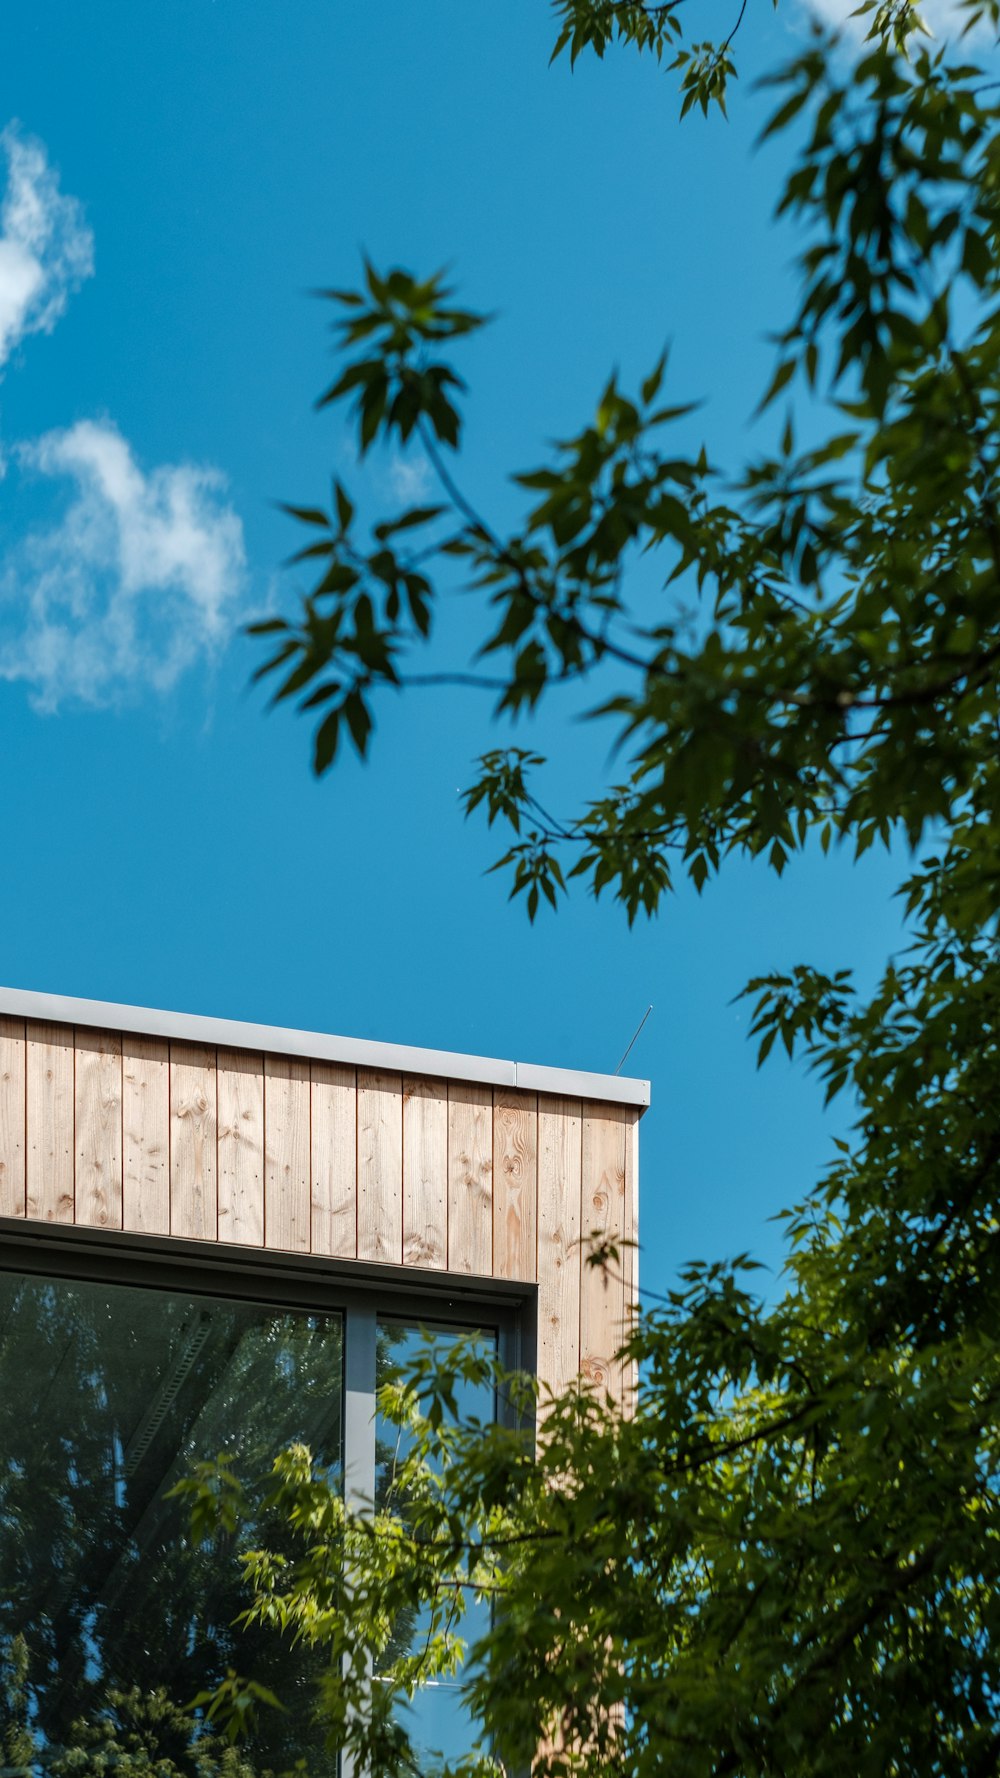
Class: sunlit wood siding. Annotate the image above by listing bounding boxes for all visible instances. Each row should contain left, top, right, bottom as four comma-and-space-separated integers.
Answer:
0, 1014, 641, 1405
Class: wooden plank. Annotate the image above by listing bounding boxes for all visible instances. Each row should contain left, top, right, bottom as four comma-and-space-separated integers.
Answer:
265, 1055, 311, 1252
357, 1070, 403, 1263
218, 1048, 264, 1246
621, 1107, 640, 1409
311, 1061, 357, 1258
25, 1021, 75, 1223
403, 1078, 447, 1269
493, 1088, 537, 1282
447, 1083, 492, 1275
123, 1035, 170, 1234
536, 1096, 582, 1407
74, 1028, 123, 1229
579, 1104, 627, 1400
0, 1016, 25, 1219
169, 1042, 217, 1239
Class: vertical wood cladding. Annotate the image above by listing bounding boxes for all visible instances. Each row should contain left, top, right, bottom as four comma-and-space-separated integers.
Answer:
0, 1018, 25, 1221
217, 1047, 265, 1247
0, 1019, 641, 1405
26, 1025, 74, 1225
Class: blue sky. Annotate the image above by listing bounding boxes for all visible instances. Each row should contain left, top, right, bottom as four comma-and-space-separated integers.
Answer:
0, 0, 909, 1293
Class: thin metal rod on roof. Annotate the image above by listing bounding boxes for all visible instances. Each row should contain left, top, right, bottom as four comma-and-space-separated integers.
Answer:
615, 1004, 653, 1075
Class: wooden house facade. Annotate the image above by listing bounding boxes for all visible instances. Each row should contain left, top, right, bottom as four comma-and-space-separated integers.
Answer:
0, 986, 646, 1404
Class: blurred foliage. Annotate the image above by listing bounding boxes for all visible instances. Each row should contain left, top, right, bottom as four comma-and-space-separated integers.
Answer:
231, 0, 1000, 1771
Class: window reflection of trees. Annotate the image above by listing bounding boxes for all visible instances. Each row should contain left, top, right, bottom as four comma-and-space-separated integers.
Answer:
0, 1272, 343, 1777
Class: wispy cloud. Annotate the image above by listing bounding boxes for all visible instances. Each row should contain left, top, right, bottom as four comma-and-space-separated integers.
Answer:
0, 420, 246, 710
386, 450, 435, 505
0, 123, 94, 372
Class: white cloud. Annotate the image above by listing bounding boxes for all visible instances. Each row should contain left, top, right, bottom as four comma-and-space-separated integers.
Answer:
0, 419, 246, 709
386, 450, 435, 504
0, 123, 93, 371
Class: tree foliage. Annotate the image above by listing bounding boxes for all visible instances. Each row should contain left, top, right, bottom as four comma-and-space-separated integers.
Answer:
194, 0, 1000, 1772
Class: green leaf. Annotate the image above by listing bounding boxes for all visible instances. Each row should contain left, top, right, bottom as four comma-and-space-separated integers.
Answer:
279, 503, 331, 528
758, 356, 797, 411
335, 481, 355, 529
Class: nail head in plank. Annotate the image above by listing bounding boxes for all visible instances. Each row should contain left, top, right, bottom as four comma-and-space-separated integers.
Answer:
74, 1027, 123, 1230
265, 1054, 311, 1253
447, 1082, 493, 1276
311, 1061, 357, 1258
169, 1042, 217, 1240
403, 1079, 447, 1270
218, 1048, 265, 1246
493, 1088, 537, 1283
123, 1035, 170, 1235
26, 1021, 75, 1224
357, 1070, 403, 1264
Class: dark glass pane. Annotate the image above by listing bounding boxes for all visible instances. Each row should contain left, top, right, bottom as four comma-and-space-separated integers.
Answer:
0, 1270, 343, 1771
375, 1319, 496, 1767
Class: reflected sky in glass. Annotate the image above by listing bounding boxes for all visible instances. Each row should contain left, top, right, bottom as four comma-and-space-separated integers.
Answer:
375, 1318, 497, 1768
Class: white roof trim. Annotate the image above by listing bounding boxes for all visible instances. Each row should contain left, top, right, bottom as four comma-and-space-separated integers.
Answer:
0, 986, 650, 1110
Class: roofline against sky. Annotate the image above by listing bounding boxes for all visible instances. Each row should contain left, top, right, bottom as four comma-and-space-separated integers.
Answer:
0, 985, 650, 1110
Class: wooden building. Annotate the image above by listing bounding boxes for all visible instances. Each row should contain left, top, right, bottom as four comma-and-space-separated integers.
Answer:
0, 986, 646, 1401
0, 986, 646, 1763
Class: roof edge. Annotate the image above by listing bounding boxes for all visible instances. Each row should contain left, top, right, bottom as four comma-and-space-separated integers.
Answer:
0, 986, 650, 1110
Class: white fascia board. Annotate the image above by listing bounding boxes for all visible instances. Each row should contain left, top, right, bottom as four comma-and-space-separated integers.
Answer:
0, 985, 650, 1111
513, 1060, 650, 1108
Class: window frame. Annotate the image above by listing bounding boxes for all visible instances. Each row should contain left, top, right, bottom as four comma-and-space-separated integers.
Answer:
0, 1210, 534, 1478
0, 1215, 535, 1775
0, 1215, 534, 1759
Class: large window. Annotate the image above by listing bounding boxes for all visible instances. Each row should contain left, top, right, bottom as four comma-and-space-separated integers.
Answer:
0, 1230, 523, 1774
0, 1269, 344, 1769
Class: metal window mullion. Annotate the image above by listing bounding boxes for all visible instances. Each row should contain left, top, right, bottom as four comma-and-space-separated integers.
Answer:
344, 1301, 377, 1511
342, 1301, 377, 1778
